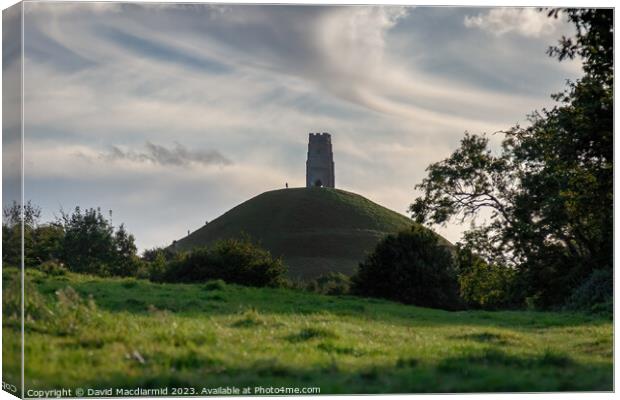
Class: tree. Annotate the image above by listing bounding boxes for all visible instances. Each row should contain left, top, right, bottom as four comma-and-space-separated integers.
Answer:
59, 207, 140, 277
410, 9, 612, 308
110, 224, 142, 277
59, 207, 116, 275
30, 224, 65, 265
2, 200, 42, 267
3, 200, 41, 228
456, 247, 518, 310
2, 222, 22, 267
351, 226, 462, 310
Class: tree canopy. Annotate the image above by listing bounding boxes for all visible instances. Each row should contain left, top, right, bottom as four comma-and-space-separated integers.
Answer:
410, 8, 612, 308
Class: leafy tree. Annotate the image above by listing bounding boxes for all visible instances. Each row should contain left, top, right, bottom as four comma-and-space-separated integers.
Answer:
2, 201, 141, 276
2, 200, 42, 267
456, 247, 518, 310
351, 226, 462, 310
2, 223, 22, 267
141, 246, 176, 280
59, 207, 116, 275
410, 9, 612, 309
142, 246, 176, 262
110, 224, 142, 276
30, 224, 65, 265
59, 207, 140, 277
563, 268, 612, 317
2, 200, 41, 228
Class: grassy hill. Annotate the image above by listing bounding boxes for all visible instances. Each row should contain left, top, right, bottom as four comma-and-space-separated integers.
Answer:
174, 187, 447, 280
3, 268, 612, 393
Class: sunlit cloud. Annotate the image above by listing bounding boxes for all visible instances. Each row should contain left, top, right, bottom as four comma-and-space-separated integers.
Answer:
463, 8, 562, 37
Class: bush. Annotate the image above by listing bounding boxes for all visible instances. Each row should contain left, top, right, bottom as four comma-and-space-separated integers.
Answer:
2, 275, 47, 323
135, 263, 151, 280
142, 246, 176, 262
160, 238, 287, 287
141, 247, 176, 281
563, 268, 612, 316
45, 287, 101, 335
351, 226, 462, 310
307, 272, 351, 295
38, 260, 68, 276
2, 270, 101, 335
203, 279, 227, 291
456, 248, 520, 310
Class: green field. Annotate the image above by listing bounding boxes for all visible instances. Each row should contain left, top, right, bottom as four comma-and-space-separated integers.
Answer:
2, 267, 612, 394
174, 188, 449, 280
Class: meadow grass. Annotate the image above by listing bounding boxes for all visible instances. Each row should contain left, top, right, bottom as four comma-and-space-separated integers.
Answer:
2, 267, 612, 394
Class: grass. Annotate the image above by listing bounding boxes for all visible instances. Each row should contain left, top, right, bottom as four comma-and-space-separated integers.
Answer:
2, 267, 613, 394
174, 188, 444, 279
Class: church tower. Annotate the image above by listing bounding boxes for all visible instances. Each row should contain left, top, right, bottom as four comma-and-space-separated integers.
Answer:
306, 132, 335, 188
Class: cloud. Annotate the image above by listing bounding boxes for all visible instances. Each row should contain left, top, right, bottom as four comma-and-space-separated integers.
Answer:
97, 26, 231, 74
463, 8, 561, 38
101, 142, 232, 167
22, 139, 287, 250
18, 4, 583, 250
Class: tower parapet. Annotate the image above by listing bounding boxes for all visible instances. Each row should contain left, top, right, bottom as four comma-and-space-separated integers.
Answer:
306, 132, 335, 188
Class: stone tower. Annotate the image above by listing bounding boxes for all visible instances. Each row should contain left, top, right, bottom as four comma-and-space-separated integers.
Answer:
306, 132, 335, 188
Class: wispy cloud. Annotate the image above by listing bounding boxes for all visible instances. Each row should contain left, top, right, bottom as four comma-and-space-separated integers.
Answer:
101, 142, 232, 167
18, 4, 582, 250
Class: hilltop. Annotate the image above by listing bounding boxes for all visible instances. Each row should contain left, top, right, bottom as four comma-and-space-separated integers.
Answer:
173, 187, 449, 280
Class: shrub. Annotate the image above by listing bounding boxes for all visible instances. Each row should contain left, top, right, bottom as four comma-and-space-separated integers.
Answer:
351, 225, 462, 310
42, 287, 101, 335
161, 238, 287, 287
2, 275, 47, 323
142, 247, 176, 281
1, 273, 100, 335
456, 248, 520, 310
142, 246, 176, 262
563, 268, 612, 316
38, 260, 68, 276
307, 272, 351, 295
203, 279, 227, 291
135, 263, 151, 280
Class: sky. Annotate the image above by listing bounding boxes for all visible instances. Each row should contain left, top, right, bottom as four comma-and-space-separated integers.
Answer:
3, 2, 583, 251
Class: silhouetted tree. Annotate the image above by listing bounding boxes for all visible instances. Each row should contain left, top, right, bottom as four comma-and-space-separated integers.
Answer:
410, 9, 612, 308
2, 200, 42, 267
352, 226, 462, 310
59, 207, 140, 276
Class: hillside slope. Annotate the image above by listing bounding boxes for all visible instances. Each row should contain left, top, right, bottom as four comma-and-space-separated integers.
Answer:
174, 187, 446, 279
